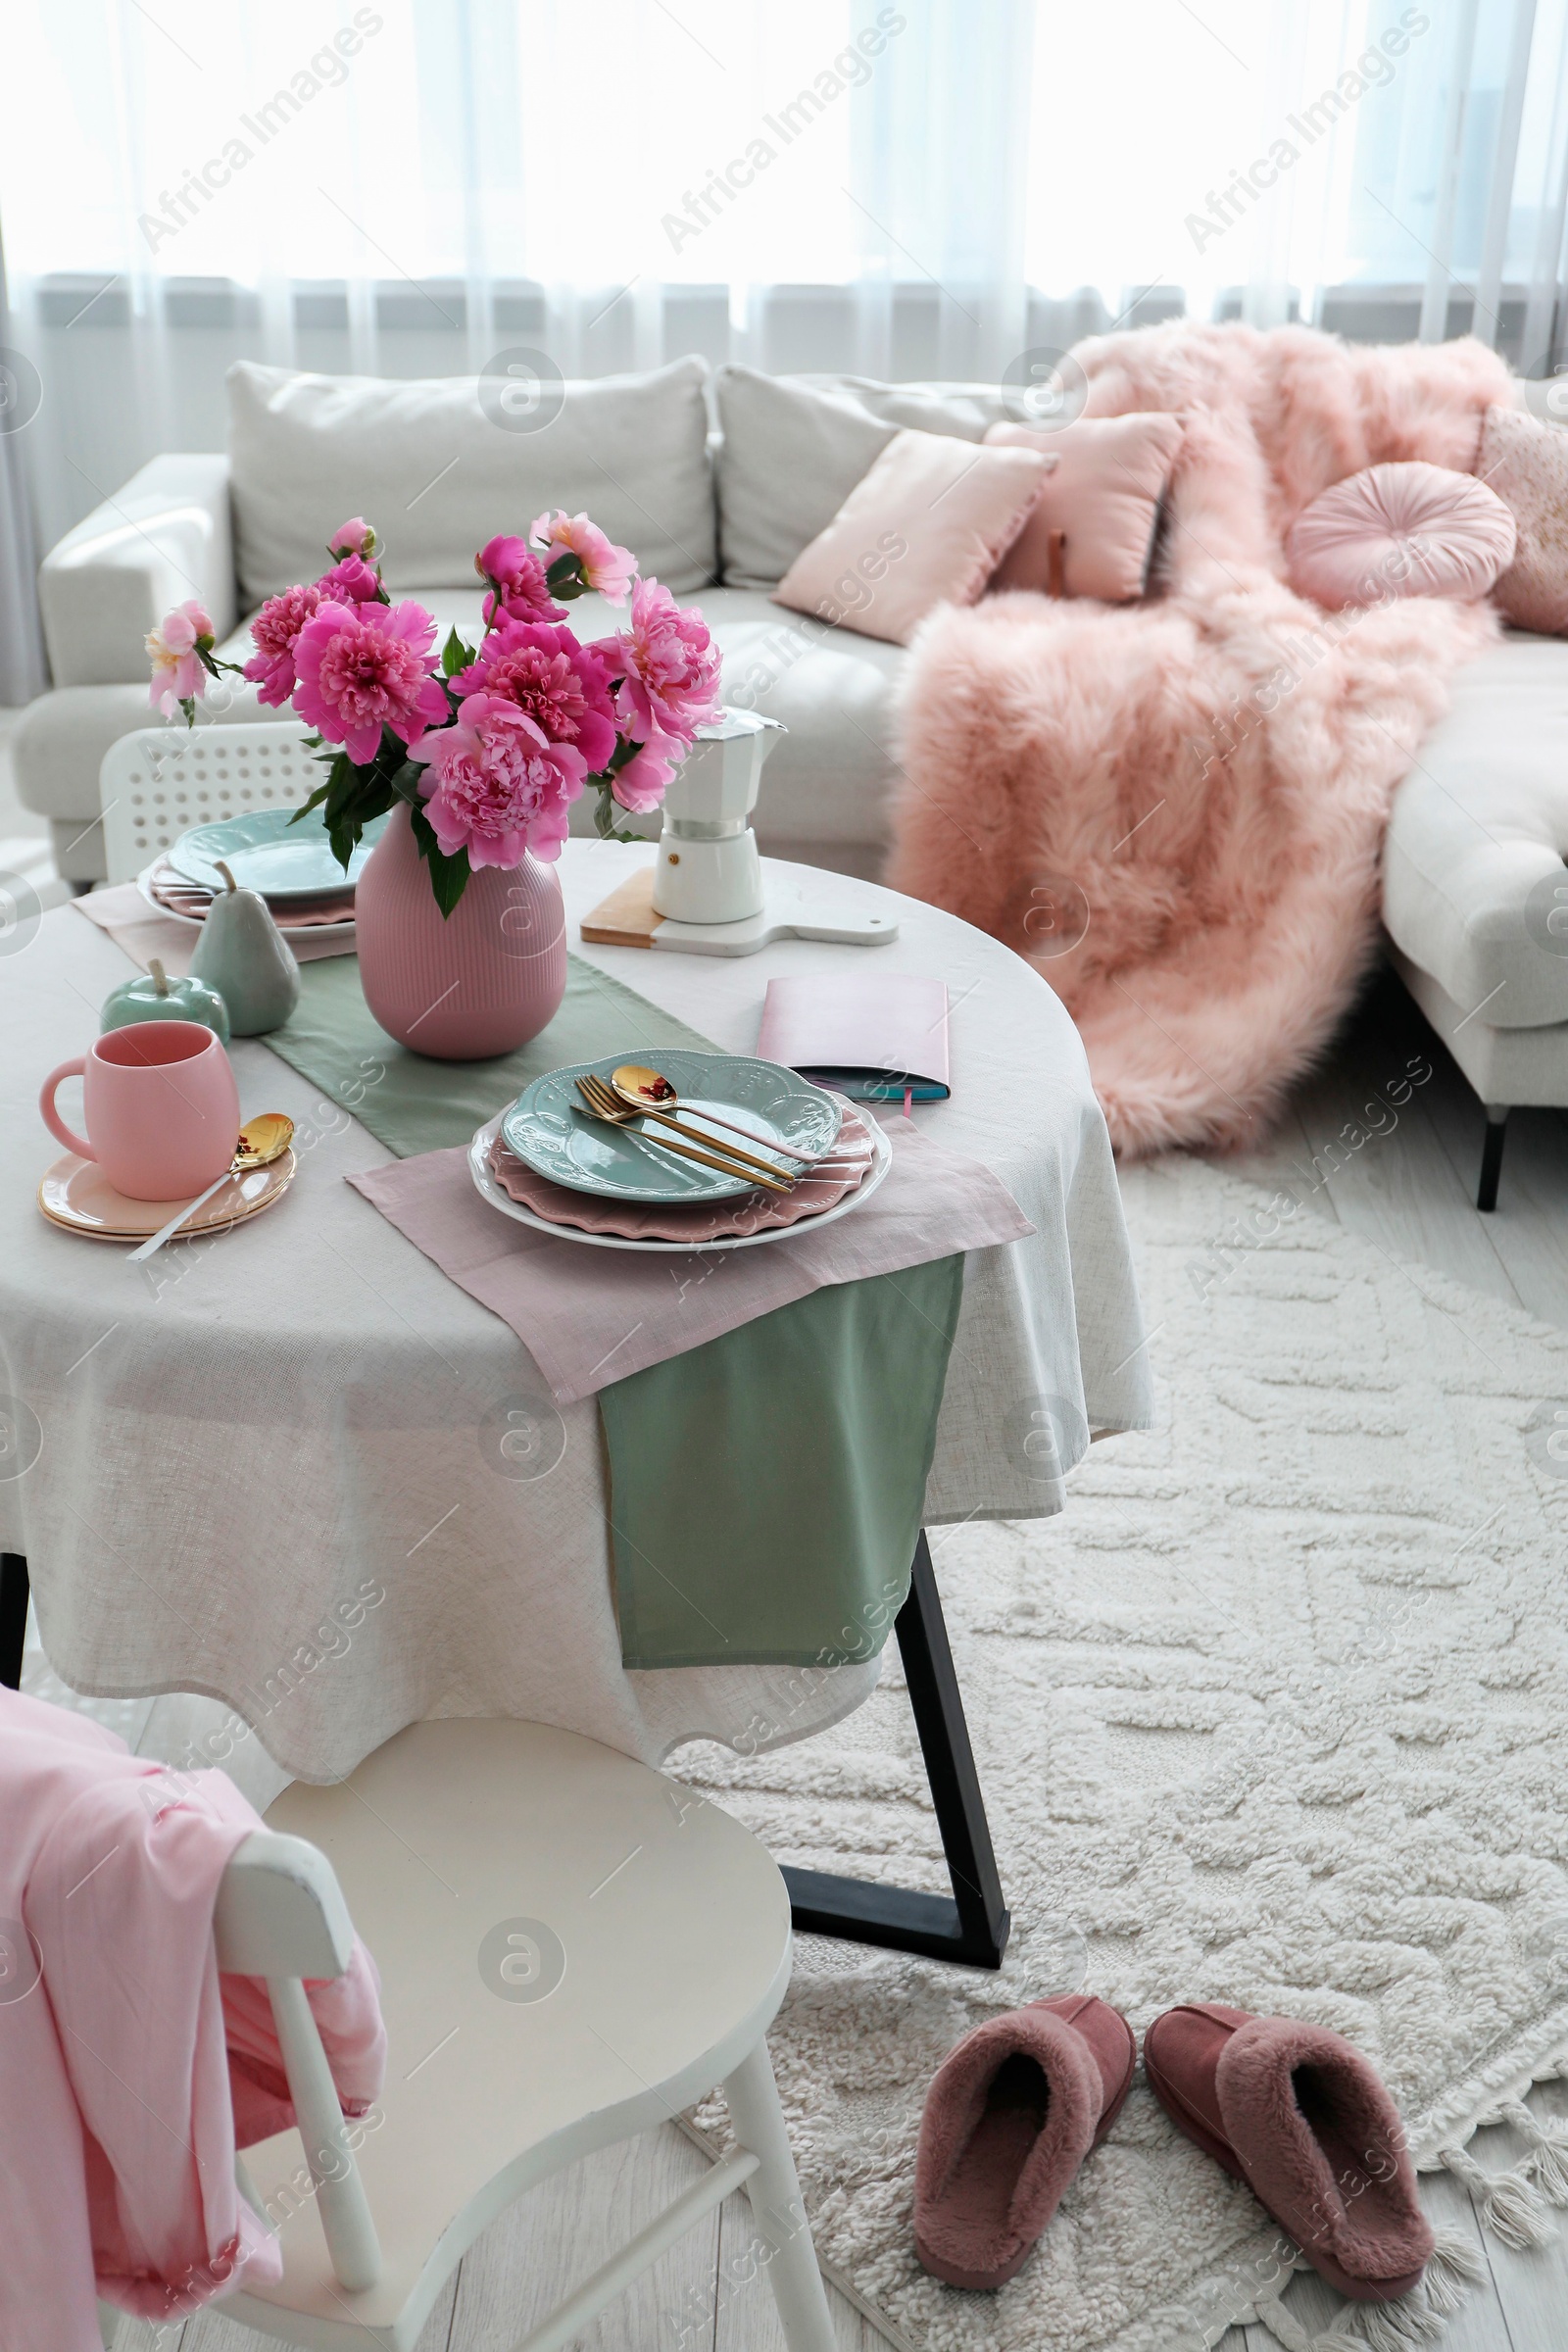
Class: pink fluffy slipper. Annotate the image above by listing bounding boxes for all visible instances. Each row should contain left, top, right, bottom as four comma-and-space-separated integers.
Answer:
913, 1993, 1136, 2289
1144, 2003, 1434, 2302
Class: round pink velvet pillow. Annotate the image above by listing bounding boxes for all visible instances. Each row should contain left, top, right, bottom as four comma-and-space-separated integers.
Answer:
1286, 461, 1516, 610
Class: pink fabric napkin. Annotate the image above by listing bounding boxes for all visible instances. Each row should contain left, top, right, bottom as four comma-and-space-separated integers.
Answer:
348, 1117, 1035, 1402
74, 884, 353, 967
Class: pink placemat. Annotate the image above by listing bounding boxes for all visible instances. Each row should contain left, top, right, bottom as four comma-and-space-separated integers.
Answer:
347, 1117, 1034, 1403
74, 885, 353, 969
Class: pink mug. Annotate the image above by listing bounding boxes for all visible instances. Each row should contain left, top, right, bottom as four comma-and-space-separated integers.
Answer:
39, 1020, 242, 1201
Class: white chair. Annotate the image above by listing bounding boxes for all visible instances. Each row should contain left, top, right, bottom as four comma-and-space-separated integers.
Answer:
135, 1718, 834, 2352
98, 722, 321, 887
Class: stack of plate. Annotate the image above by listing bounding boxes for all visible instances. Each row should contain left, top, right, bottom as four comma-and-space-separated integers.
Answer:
137, 808, 387, 946
468, 1050, 892, 1252
39, 1152, 295, 1244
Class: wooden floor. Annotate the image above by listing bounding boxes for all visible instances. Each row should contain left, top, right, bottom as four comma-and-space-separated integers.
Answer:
93, 960, 1568, 2352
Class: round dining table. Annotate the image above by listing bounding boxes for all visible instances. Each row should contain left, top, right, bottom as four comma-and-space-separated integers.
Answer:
0, 841, 1150, 1805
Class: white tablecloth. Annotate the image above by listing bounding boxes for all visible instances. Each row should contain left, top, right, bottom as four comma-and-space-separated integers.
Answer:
0, 843, 1151, 1782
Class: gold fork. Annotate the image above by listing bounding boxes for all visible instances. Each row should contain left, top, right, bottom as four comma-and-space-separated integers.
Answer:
586, 1074, 798, 1184
574, 1076, 794, 1193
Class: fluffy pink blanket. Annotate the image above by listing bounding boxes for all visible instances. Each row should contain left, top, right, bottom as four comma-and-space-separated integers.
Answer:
887, 324, 1514, 1156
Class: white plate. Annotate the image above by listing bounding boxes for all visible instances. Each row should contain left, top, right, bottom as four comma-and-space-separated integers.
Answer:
134, 862, 359, 946
466, 1110, 892, 1251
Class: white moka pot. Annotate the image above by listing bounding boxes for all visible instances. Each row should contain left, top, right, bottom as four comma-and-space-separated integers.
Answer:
652, 710, 785, 925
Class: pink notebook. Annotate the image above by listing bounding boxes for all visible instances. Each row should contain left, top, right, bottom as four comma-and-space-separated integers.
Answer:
756, 973, 951, 1102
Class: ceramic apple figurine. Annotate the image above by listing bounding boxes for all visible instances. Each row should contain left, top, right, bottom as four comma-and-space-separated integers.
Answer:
189, 860, 300, 1036
100, 956, 229, 1042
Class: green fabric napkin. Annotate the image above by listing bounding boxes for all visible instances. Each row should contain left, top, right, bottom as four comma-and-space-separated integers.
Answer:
602, 1257, 963, 1669
264, 953, 961, 1669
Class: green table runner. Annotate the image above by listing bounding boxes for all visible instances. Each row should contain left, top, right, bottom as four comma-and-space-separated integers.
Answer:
266, 954, 961, 1669
601, 1258, 962, 1668
266, 951, 716, 1157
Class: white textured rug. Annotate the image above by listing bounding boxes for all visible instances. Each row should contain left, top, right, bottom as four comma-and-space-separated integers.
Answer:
685, 1155, 1568, 2352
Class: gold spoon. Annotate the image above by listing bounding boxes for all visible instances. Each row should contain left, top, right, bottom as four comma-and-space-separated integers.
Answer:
611, 1062, 826, 1167
126, 1113, 296, 1262
574, 1076, 792, 1193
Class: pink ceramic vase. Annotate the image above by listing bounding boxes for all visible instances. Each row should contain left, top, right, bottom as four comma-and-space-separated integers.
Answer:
355, 805, 567, 1059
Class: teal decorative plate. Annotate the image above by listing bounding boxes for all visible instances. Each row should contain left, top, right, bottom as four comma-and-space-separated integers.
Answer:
166, 807, 389, 899
500, 1051, 844, 1202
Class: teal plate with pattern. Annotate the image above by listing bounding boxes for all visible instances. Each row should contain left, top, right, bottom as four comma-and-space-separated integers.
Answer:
500, 1050, 844, 1202
166, 807, 389, 898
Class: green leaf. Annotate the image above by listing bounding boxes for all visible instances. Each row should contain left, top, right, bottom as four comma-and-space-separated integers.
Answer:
320, 754, 360, 833
591, 776, 652, 848
545, 551, 585, 597
286, 781, 332, 826
440, 626, 476, 677
385, 759, 428, 808
408, 803, 470, 916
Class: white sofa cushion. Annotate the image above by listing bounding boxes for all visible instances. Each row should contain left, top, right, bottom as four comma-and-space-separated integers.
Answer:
211, 585, 901, 857
1382, 630, 1568, 1028
713, 368, 1034, 590
17, 585, 902, 879
37, 455, 236, 688
226, 356, 716, 606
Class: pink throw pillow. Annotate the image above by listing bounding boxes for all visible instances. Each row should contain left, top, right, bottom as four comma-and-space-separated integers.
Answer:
1478, 404, 1568, 634
771, 429, 1049, 646
1286, 461, 1516, 611
984, 413, 1185, 603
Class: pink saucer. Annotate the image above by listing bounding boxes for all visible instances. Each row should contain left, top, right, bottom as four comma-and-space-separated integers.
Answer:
39, 1150, 296, 1240
487, 1100, 877, 1243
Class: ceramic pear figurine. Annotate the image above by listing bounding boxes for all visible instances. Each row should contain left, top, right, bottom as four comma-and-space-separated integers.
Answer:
101, 956, 229, 1043
189, 860, 300, 1036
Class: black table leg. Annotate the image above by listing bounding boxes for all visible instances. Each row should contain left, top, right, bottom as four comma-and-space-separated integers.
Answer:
0, 1553, 28, 1690
782, 1532, 1010, 1969
1477, 1107, 1509, 1212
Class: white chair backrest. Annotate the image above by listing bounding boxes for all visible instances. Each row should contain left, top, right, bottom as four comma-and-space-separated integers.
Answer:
99, 724, 322, 886
215, 1829, 357, 1978
217, 1831, 383, 2293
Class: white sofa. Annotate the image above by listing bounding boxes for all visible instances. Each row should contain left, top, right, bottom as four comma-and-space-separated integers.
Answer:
1382, 627, 1568, 1207
17, 351, 1568, 1206
14, 355, 1041, 889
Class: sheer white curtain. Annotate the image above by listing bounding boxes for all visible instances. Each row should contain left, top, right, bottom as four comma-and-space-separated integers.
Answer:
0, 238, 48, 705
3, 0, 1568, 627
1237, 0, 1568, 362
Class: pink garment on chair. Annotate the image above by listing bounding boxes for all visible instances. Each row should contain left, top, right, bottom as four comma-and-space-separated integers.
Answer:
0, 1688, 385, 2349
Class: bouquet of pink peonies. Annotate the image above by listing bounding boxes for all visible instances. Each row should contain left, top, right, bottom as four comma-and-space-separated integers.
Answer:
147, 512, 722, 913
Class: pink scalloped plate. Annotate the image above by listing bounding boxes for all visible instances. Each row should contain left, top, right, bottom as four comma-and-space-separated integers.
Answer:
143, 859, 358, 930
486, 1099, 878, 1243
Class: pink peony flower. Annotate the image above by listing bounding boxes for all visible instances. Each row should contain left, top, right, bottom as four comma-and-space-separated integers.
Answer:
611, 731, 682, 813
455, 619, 617, 772
418, 693, 587, 867
243, 582, 324, 706
316, 553, 384, 605
147, 600, 215, 716
604, 578, 722, 746
291, 599, 450, 765
329, 517, 375, 557
529, 510, 636, 603
475, 534, 564, 629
